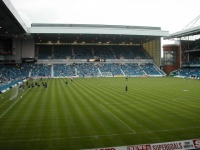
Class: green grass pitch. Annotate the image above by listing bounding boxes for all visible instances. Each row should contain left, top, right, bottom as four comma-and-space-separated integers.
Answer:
0, 77, 200, 150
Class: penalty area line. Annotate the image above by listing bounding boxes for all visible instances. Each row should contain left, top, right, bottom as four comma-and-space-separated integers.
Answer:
0, 89, 30, 119
100, 104, 136, 134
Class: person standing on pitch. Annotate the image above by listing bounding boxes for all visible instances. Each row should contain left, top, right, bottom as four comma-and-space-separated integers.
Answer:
125, 85, 128, 92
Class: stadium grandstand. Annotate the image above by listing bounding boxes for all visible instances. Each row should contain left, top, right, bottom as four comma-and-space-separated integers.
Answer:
0, 0, 168, 92
1, 0, 200, 150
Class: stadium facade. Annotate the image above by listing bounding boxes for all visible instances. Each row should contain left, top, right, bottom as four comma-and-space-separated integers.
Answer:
163, 15, 200, 77
0, 0, 173, 93
0, 0, 168, 67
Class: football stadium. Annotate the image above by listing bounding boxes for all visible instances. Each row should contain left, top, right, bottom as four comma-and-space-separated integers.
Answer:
0, 0, 200, 149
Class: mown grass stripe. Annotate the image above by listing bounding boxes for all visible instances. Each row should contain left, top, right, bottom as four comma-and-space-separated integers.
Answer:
77, 78, 134, 134
100, 104, 136, 133
0, 77, 200, 150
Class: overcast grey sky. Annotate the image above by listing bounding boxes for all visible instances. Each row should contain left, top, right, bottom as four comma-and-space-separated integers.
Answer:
10, 0, 200, 34
8, 0, 200, 53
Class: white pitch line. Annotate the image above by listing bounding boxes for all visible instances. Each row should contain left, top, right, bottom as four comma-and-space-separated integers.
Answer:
0, 89, 30, 119
137, 126, 200, 134
100, 104, 136, 134
0, 132, 135, 143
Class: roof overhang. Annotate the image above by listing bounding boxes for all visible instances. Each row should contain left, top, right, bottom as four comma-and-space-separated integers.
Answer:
29, 23, 169, 37
164, 26, 200, 40
1, 0, 27, 33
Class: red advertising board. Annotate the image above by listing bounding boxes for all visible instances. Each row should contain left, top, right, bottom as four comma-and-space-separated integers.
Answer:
193, 140, 200, 149
91, 139, 200, 150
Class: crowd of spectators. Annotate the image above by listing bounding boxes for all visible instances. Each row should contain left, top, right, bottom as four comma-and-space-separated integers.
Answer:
0, 45, 161, 89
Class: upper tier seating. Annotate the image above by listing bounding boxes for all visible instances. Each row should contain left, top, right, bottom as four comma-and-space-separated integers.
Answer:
37, 45, 52, 59
182, 59, 200, 67
73, 46, 93, 59
37, 45, 151, 60
93, 45, 115, 59
112, 46, 134, 59
53, 45, 73, 59
130, 46, 149, 59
